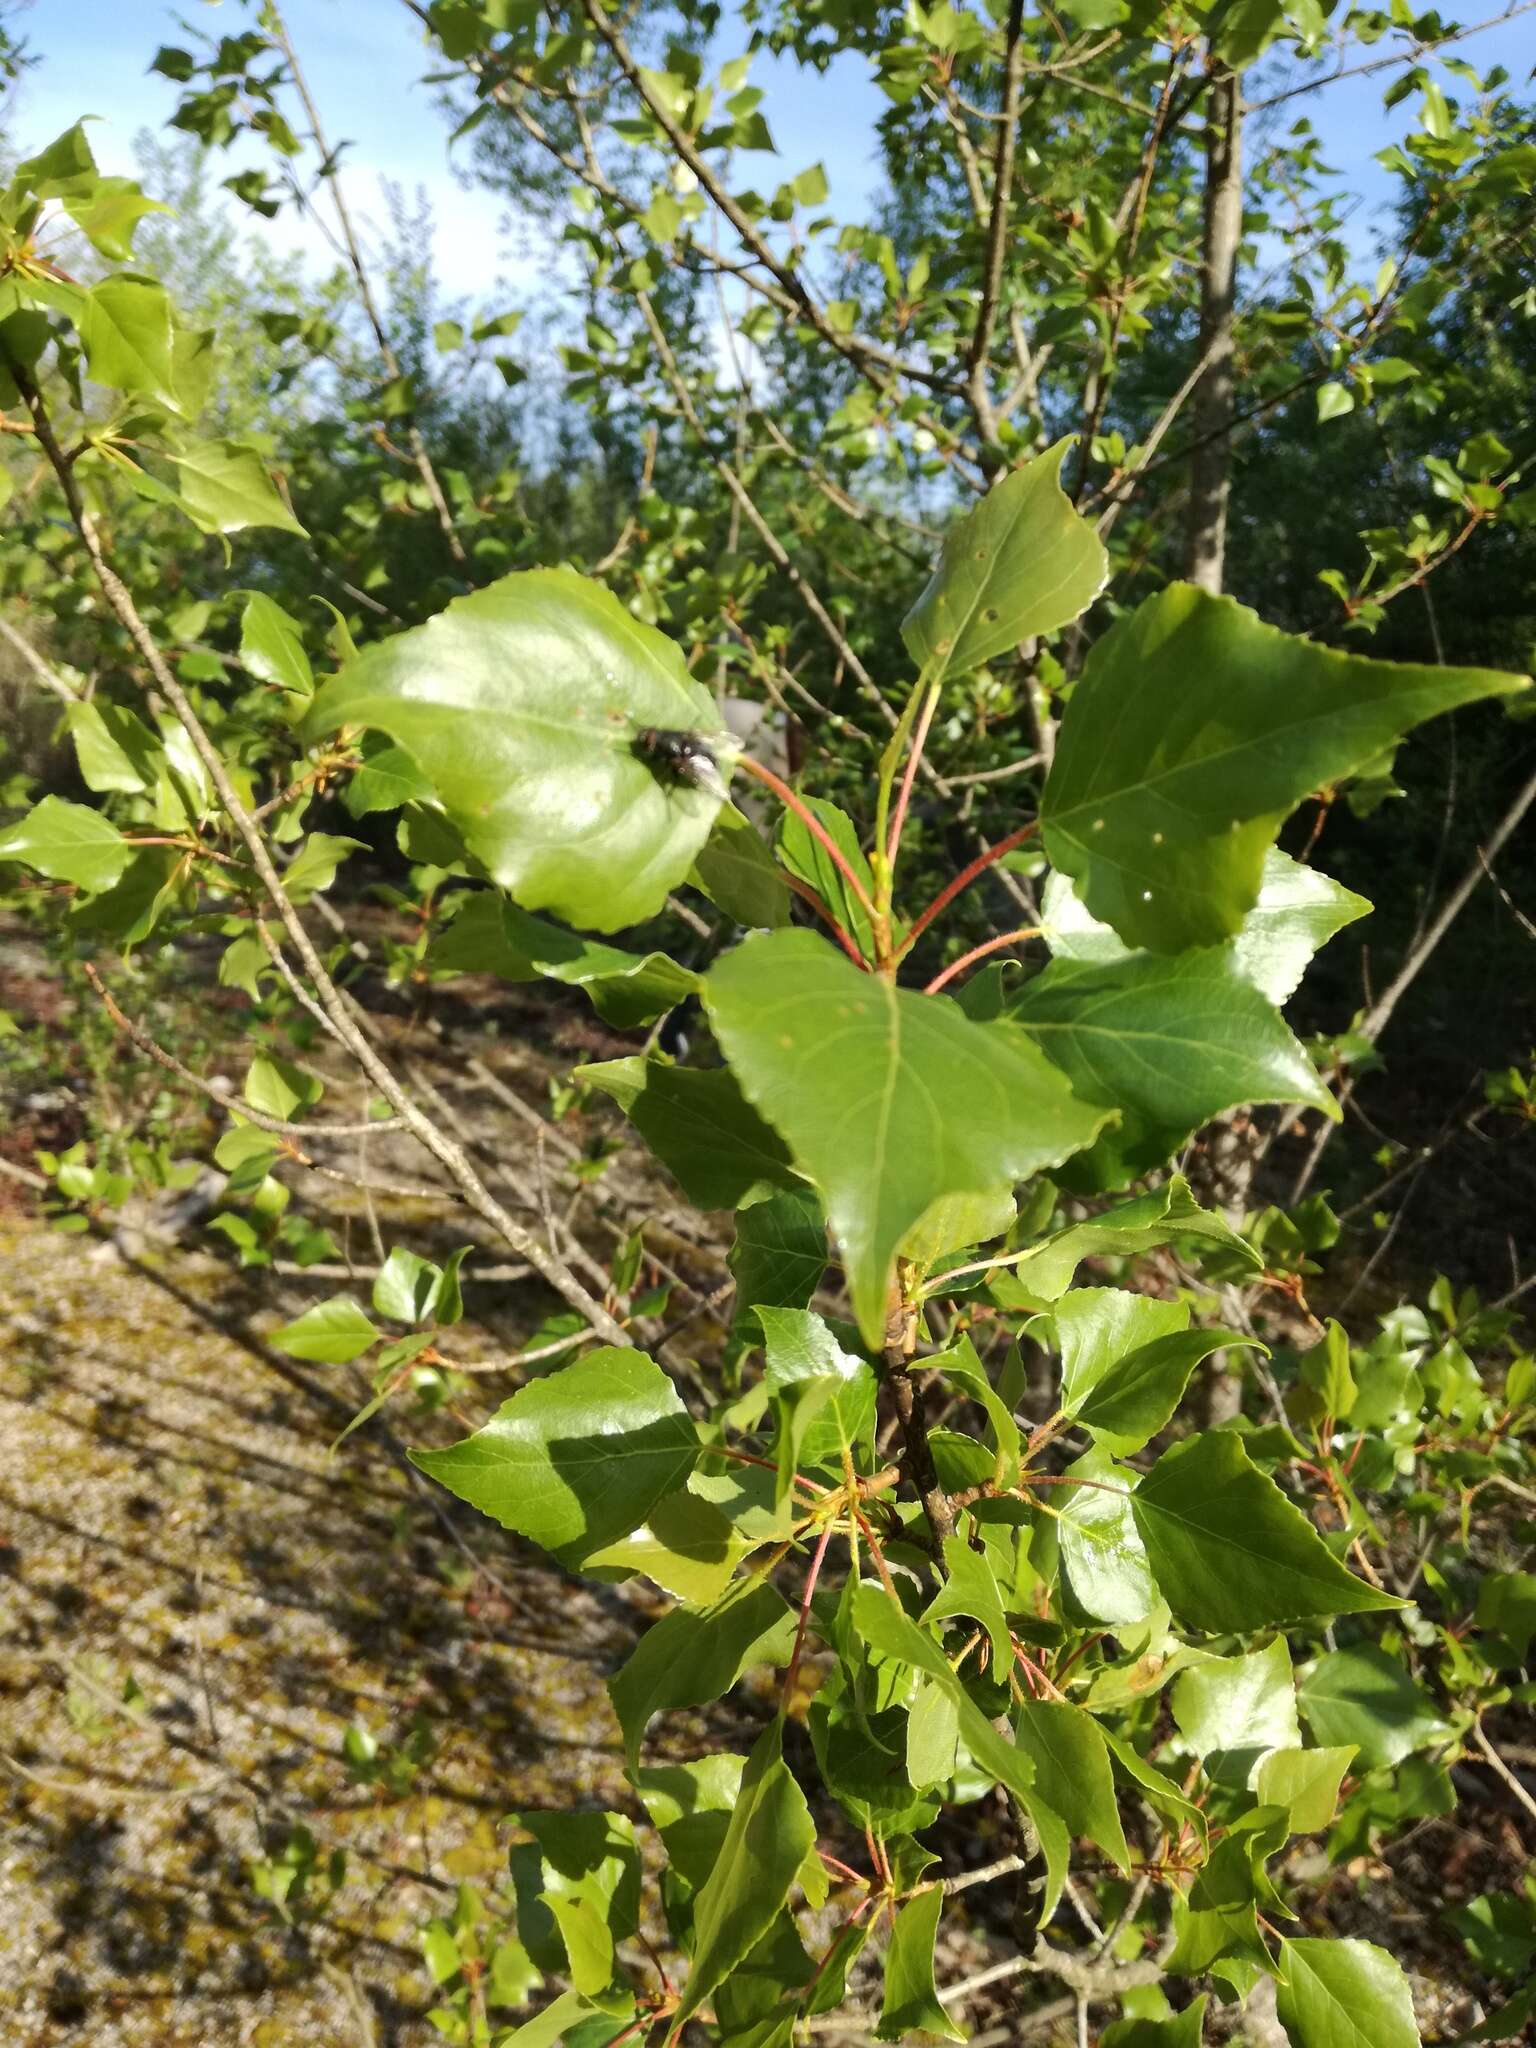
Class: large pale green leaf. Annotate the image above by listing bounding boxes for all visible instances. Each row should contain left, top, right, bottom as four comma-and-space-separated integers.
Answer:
304, 569, 729, 930
1132, 1434, 1402, 1633
1255, 1747, 1356, 1834
1042, 583, 1525, 954
1274, 1938, 1420, 2048
673, 1721, 816, 2028
876, 1886, 965, 2043
1042, 848, 1371, 1005
59, 175, 169, 262
411, 1348, 698, 1569
1295, 1645, 1452, 1768
989, 1174, 1260, 1306
1056, 1447, 1155, 1626
79, 275, 175, 404
0, 795, 130, 892
172, 439, 307, 535
580, 1056, 801, 1209
1005, 944, 1335, 1189
608, 1578, 797, 1765
706, 930, 1109, 1345
433, 892, 699, 1029
1172, 1637, 1301, 1790
902, 438, 1108, 684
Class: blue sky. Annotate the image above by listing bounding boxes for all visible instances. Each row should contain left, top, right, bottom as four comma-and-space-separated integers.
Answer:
12, 0, 1534, 309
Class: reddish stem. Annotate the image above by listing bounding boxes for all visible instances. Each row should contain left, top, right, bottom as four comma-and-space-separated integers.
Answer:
782, 1519, 835, 1710
734, 753, 877, 920
900, 822, 1038, 955
782, 871, 868, 968
923, 924, 1041, 995
886, 682, 940, 868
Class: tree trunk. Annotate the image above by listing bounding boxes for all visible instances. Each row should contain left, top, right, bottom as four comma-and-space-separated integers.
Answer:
1184, 61, 1243, 594
1186, 60, 1248, 1427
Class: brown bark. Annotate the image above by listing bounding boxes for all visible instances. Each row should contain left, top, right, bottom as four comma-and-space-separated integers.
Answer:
882, 1282, 955, 1550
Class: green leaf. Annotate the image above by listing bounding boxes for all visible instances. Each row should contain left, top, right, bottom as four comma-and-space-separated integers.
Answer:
1255, 1747, 1356, 1834
1071, 1321, 1261, 1455
1041, 583, 1526, 954
1056, 1447, 1154, 1626
281, 832, 366, 900
412, 1349, 698, 1569
65, 700, 161, 794
583, 1487, 746, 1604
1296, 1646, 1451, 1768
776, 797, 877, 960
1005, 944, 1335, 1189
1274, 1938, 1420, 2048
0, 796, 130, 892
512, 1810, 640, 1997
62, 176, 170, 261
925, 1534, 1012, 1673
173, 439, 306, 535
241, 593, 313, 696
1172, 1638, 1301, 1789
1042, 848, 1370, 1006
729, 1187, 827, 1333
244, 1051, 322, 1120
759, 1307, 877, 1485
930, 1334, 1020, 1485
344, 744, 435, 817
67, 846, 180, 947
1316, 381, 1355, 422
690, 803, 791, 928
303, 569, 729, 931
432, 892, 699, 1029
1101, 1995, 1208, 2048
1012, 1700, 1131, 1871
270, 1295, 380, 1364
902, 439, 1108, 685
1133, 1435, 1403, 1633
990, 1175, 1259, 1305
372, 1247, 444, 1324
608, 1576, 796, 1766
673, 1720, 816, 2029
876, 1886, 965, 2043
80, 275, 176, 405
706, 929, 1109, 1346
906, 1677, 960, 1789
580, 1056, 800, 1209
493, 1991, 623, 2047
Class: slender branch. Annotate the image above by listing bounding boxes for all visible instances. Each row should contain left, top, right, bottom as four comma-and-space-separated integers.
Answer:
924, 925, 1041, 995
15, 365, 629, 1348
900, 824, 1039, 955
266, 1, 467, 567
782, 1520, 836, 1709
883, 1282, 955, 1548
734, 753, 877, 920
1469, 1721, 1536, 1827
887, 682, 941, 870
967, 0, 1027, 447
1248, 1, 1536, 111
0, 610, 83, 702
781, 872, 869, 967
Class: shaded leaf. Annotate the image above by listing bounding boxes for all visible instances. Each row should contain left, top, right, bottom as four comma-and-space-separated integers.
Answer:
1296, 1646, 1452, 1768
876, 1885, 966, 2042
608, 1577, 797, 1766
580, 1056, 800, 1209
989, 1175, 1260, 1307
691, 803, 791, 928
433, 892, 698, 1029
1042, 583, 1525, 953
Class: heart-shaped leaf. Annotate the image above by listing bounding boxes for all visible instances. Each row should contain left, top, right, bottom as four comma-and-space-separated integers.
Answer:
304, 569, 730, 930
706, 929, 1109, 1344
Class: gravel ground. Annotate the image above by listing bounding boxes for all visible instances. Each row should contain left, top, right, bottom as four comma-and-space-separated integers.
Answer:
0, 1219, 639, 2048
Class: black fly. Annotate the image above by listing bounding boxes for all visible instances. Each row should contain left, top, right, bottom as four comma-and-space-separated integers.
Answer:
633, 726, 730, 803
